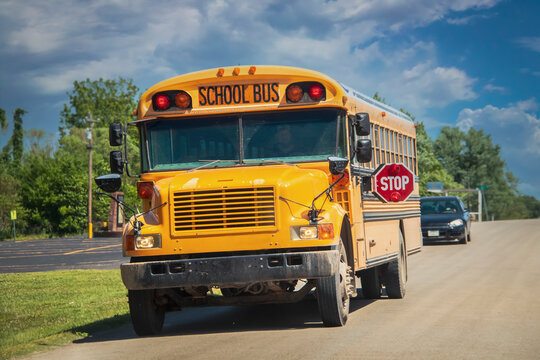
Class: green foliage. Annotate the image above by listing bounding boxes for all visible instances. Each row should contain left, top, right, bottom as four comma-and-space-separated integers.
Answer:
60, 77, 139, 132
415, 122, 461, 197
0, 108, 6, 133
432, 126, 540, 220
12, 108, 25, 165
1, 78, 142, 239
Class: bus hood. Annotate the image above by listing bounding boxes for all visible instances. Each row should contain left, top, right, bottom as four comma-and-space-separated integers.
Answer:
168, 164, 329, 202
164, 164, 332, 226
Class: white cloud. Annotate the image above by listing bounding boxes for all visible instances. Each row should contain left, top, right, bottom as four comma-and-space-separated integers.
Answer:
447, 13, 494, 25
457, 99, 540, 155
484, 83, 505, 92
400, 63, 477, 107
0, 0, 490, 141
517, 37, 540, 53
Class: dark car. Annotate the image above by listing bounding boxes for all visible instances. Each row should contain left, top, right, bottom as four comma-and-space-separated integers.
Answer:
420, 196, 471, 244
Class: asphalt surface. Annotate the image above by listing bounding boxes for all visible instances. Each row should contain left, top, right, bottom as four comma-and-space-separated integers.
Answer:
0, 236, 123, 273
19, 219, 540, 359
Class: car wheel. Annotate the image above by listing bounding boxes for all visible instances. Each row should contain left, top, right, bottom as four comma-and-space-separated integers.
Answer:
317, 239, 350, 327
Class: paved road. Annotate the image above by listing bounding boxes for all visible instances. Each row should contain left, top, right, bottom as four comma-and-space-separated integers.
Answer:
0, 236, 123, 273
25, 219, 540, 359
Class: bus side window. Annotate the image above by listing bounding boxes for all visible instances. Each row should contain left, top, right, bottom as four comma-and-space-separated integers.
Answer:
413, 138, 417, 174
370, 123, 375, 169
398, 134, 403, 163
384, 128, 390, 164
374, 125, 380, 166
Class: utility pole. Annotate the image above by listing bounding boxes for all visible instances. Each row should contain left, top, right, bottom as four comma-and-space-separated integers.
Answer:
85, 114, 99, 239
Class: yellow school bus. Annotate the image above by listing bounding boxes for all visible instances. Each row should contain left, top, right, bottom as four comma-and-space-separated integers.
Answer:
98, 65, 421, 335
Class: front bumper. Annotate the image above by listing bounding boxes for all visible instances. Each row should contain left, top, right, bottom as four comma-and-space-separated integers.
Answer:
422, 226, 465, 241
121, 250, 338, 290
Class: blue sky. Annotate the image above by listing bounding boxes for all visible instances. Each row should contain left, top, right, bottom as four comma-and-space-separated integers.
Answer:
1, 0, 539, 198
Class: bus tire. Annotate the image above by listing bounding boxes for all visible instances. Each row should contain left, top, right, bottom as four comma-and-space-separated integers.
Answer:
317, 239, 350, 327
360, 267, 382, 299
128, 289, 165, 336
385, 231, 407, 299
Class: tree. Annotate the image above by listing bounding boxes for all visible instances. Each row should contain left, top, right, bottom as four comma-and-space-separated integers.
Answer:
0, 108, 6, 133
57, 78, 141, 234
393, 106, 461, 196
60, 78, 139, 131
0, 108, 27, 238
415, 122, 461, 197
1, 108, 26, 167
433, 126, 521, 220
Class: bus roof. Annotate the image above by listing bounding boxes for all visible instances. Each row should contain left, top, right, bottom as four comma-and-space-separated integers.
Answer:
339, 83, 413, 123
137, 65, 413, 123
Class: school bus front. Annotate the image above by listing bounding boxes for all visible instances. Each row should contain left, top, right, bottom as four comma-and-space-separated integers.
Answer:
98, 65, 419, 336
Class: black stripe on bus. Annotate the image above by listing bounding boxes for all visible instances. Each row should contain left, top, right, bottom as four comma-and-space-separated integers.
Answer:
363, 210, 421, 222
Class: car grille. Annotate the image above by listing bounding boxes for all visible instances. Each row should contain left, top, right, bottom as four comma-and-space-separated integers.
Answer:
171, 187, 276, 233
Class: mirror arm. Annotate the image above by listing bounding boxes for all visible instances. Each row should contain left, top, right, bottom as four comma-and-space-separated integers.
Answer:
309, 172, 346, 223
95, 190, 142, 234
122, 123, 140, 178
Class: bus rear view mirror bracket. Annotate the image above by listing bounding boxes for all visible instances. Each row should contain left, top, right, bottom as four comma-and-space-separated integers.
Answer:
356, 139, 372, 163
353, 113, 370, 136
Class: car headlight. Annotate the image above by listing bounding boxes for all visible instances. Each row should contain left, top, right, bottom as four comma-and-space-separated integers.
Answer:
449, 219, 464, 228
135, 234, 162, 249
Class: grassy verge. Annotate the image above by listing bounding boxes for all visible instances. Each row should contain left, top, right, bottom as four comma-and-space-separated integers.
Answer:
0, 270, 129, 359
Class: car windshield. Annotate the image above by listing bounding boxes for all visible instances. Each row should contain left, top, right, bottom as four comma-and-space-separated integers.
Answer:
421, 199, 461, 215
142, 109, 346, 171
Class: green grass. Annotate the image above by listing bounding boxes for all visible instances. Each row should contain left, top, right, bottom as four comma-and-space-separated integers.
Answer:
0, 270, 129, 359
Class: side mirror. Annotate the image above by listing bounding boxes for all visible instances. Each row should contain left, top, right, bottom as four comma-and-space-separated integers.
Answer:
328, 156, 349, 175
354, 113, 370, 136
110, 151, 124, 174
109, 123, 123, 146
356, 139, 372, 163
95, 174, 122, 193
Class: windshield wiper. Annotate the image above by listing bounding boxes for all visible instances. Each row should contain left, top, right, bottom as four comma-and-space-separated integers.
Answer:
187, 159, 238, 172
243, 159, 296, 166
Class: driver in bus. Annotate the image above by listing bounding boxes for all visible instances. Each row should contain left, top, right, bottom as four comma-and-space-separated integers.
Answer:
271, 124, 298, 156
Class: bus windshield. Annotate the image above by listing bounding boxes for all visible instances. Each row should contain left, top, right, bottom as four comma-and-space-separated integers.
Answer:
143, 109, 346, 171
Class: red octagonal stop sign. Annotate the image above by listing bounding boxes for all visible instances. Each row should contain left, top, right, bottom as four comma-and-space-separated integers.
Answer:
372, 163, 415, 203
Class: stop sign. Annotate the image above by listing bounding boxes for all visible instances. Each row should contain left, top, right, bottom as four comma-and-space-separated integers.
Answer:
372, 163, 415, 203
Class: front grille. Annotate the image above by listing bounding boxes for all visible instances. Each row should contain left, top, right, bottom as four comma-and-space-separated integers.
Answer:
172, 187, 276, 233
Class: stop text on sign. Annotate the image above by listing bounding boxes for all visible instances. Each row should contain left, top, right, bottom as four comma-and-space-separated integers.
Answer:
379, 175, 410, 191
372, 163, 415, 203
199, 83, 279, 106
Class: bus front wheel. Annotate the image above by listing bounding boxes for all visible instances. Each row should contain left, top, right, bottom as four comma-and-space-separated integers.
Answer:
128, 289, 165, 336
317, 239, 350, 327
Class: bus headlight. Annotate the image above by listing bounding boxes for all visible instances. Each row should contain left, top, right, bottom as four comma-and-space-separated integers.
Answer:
299, 226, 318, 239
135, 234, 162, 249
291, 224, 334, 240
